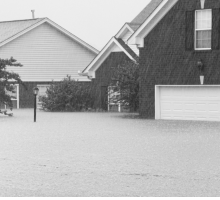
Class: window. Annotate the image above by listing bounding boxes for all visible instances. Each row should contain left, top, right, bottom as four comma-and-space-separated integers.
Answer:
195, 9, 212, 50
5, 84, 19, 109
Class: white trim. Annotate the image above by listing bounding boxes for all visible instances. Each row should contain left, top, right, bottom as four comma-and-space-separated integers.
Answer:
16, 84, 19, 109
114, 39, 136, 61
0, 18, 99, 54
81, 37, 137, 78
156, 85, 220, 87
155, 85, 160, 119
128, 0, 178, 47
115, 23, 134, 39
195, 48, 212, 50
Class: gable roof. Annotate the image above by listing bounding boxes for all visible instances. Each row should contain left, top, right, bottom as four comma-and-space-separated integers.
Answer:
0, 18, 44, 44
131, 0, 164, 25
80, 37, 139, 79
116, 1, 164, 39
79, 0, 164, 79
128, 0, 179, 47
0, 18, 99, 54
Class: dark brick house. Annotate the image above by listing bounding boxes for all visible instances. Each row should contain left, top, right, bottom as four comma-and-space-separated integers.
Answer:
128, 0, 220, 121
79, 0, 162, 111
79, 36, 139, 112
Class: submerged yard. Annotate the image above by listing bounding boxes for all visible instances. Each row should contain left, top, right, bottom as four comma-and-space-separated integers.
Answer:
1, 109, 220, 197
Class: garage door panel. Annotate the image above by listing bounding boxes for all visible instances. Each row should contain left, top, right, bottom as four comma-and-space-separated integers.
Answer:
195, 103, 207, 112
209, 103, 220, 112
161, 102, 172, 111
158, 86, 220, 121
184, 103, 195, 111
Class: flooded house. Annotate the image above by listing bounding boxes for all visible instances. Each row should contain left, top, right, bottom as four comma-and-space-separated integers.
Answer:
128, 0, 220, 121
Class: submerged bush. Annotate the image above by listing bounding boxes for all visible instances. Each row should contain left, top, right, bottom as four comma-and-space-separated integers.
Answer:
40, 76, 93, 112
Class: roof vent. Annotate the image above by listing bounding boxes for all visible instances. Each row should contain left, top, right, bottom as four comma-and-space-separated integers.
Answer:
31, 10, 35, 19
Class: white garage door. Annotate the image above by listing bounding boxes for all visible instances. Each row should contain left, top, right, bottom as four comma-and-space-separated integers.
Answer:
157, 86, 220, 121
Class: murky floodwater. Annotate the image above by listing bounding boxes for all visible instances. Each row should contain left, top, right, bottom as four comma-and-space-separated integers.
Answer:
1, 109, 220, 196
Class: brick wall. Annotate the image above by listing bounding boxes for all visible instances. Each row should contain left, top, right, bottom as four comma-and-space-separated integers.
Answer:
91, 52, 130, 110
139, 0, 220, 118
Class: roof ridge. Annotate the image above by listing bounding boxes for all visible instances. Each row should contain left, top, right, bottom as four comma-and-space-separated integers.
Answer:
0, 18, 45, 23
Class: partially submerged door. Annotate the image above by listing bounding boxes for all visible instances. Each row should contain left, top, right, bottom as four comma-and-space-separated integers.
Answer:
108, 86, 121, 112
101, 86, 108, 111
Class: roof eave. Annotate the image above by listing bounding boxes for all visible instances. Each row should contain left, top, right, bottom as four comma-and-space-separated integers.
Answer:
82, 37, 138, 78
128, 0, 179, 47
115, 23, 135, 39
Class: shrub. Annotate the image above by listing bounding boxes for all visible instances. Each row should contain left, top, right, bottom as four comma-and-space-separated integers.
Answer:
110, 60, 139, 112
40, 76, 93, 111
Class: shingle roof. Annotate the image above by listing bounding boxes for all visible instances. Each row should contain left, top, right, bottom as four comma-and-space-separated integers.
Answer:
116, 38, 139, 62
131, 0, 163, 24
0, 18, 45, 44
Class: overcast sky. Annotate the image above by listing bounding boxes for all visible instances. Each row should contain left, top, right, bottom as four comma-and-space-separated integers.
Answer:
0, 0, 151, 51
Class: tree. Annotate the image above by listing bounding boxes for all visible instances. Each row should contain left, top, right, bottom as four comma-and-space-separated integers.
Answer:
40, 75, 93, 112
0, 57, 23, 116
110, 59, 139, 112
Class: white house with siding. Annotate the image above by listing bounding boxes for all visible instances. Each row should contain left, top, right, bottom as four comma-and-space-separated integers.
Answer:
0, 17, 98, 108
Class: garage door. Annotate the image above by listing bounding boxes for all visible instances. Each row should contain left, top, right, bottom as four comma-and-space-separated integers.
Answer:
156, 86, 220, 121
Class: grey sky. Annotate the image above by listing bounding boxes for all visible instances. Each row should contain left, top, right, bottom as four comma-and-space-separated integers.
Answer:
0, 0, 151, 50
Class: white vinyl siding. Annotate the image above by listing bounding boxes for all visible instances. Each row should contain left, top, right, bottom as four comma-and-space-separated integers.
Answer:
195, 9, 212, 50
0, 22, 96, 82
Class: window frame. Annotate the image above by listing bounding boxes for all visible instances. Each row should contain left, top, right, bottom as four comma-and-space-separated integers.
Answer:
195, 9, 212, 51
4, 84, 19, 109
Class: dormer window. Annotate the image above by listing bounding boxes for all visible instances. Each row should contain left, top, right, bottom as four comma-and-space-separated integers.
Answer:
195, 9, 212, 50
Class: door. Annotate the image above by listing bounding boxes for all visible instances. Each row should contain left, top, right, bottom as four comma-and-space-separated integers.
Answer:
101, 86, 108, 111
108, 86, 120, 112
157, 86, 220, 121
